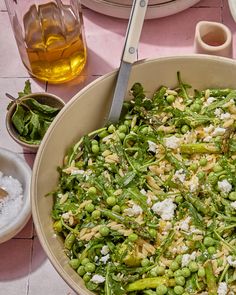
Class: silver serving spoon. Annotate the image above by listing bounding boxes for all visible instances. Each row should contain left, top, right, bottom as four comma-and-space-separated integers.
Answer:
107, 0, 149, 124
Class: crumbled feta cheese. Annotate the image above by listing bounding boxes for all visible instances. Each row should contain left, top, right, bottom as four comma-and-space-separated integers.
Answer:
181, 251, 197, 267
140, 189, 147, 195
203, 124, 214, 133
231, 201, 236, 210
152, 198, 176, 220
90, 274, 106, 284
218, 179, 232, 194
124, 204, 143, 216
100, 254, 110, 264
220, 112, 231, 120
214, 108, 223, 117
189, 175, 199, 192
212, 127, 226, 137
217, 282, 228, 295
179, 216, 191, 231
189, 226, 203, 235
174, 169, 186, 183
71, 169, 85, 175
206, 96, 216, 105
203, 135, 212, 142
62, 212, 70, 219
227, 255, 236, 267
147, 140, 158, 153
164, 136, 181, 149
101, 245, 110, 255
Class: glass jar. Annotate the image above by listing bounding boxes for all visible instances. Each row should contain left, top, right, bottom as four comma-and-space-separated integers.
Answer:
5, 0, 87, 83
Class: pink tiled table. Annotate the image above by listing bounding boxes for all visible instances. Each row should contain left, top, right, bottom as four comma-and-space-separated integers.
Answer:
0, 0, 235, 294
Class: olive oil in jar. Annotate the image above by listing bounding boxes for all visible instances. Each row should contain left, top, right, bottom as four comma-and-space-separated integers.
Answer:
18, 1, 87, 83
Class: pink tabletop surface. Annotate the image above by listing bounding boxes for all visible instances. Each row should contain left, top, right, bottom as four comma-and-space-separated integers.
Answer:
0, 0, 235, 294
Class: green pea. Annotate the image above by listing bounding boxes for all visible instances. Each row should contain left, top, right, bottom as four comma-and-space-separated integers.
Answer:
77, 265, 86, 276
197, 171, 205, 180
213, 164, 223, 173
69, 258, 80, 270
85, 262, 95, 273
141, 258, 150, 267
156, 266, 165, 276
166, 269, 174, 278
128, 233, 138, 242
83, 273, 91, 282
166, 94, 175, 104
207, 246, 216, 255
208, 173, 218, 185
170, 261, 180, 271
149, 228, 157, 238
189, 163, 198, 172
175, 276, 185, 286
199, 158, 207, 166
229, 191, 236, 201
108, 124, 116, 133
106, 196, 116, 206
156, 285, 168, 295
92, 140, 99, 147
88, 186, 97, 195
150, 269, 157, 277
181, 125, 190, 134
198, 267, 205, 277
85, 203, 95, 213
91, 210, 101, 219
118, 125, 127, 133
53, 220, 62, 232
188, 261, 198, 272
118, 132, 126, 140
175, 196, 183, 204
203, 236, 215, 247
124, 120, 131, 126
81, 258, 90, 266
140, 126, 149, 134
174, 270, 182, 277
175, 255, 183, 265
99, 226, 110, 236
99, 130, 109, 138
190, 103, 201, 113
174, 285, 184, 295
181, 268, 191, 278
92, 144, 100, 154
112, 204, 121, 213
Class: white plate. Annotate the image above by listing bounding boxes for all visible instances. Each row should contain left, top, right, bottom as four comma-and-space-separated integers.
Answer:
228, 0, 236, 22
82, 0, 201, 19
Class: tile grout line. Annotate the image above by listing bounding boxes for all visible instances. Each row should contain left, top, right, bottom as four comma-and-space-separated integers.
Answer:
26, 235, 35, 295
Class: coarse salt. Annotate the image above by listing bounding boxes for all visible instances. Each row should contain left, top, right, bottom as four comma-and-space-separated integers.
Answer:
0, 171, 23, 228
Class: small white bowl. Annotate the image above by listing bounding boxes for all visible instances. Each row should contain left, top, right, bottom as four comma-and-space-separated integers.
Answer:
0, 147, 31, 244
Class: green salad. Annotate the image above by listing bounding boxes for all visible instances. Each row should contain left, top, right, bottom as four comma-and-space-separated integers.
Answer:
51, 73, 236, 295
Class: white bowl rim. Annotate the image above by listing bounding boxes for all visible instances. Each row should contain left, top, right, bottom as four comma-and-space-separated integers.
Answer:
0, 147, 32, 244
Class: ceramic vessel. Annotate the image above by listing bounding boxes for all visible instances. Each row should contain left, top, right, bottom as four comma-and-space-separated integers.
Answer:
194, 21, 233, 58
32, 55, 236, 294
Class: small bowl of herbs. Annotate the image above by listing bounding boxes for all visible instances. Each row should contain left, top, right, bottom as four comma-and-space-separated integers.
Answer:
6, 81, 65, 151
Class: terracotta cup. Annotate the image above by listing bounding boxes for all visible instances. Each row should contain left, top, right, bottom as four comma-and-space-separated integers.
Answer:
194, 21, 233, 58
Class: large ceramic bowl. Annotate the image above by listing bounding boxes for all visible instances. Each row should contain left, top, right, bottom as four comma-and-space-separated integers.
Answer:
32, 55, 236, 294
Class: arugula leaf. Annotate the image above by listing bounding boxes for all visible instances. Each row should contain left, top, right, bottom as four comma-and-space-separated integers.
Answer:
18, 79, 31, 98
